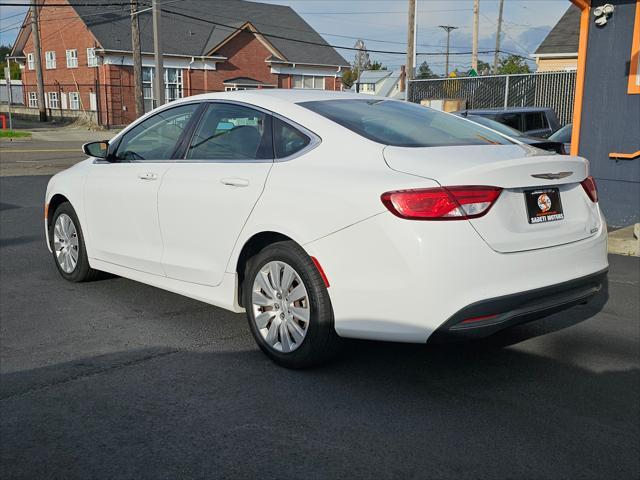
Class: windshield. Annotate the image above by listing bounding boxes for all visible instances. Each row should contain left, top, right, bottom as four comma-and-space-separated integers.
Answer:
549, 124, 572, 143
465, 115, 523, 137
300, 99, 514, 147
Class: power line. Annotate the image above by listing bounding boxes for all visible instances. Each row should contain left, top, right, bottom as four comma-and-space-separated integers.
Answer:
162, 7, 498, 57
0, 2, 147, 5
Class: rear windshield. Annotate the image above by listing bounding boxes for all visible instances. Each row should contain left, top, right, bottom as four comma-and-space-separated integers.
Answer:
300, 99, 513, 147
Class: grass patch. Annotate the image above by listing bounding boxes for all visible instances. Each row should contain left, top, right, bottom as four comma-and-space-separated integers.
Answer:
0, 130, 32, 138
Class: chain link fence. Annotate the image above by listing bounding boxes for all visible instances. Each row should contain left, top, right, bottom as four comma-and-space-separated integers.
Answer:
408, 71, 577, 126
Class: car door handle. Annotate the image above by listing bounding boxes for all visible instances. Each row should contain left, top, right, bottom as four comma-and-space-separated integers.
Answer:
220, 177, 250, 187
138, 172, 158, 181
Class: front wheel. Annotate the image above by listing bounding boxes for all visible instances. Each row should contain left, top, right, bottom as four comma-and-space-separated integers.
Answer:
243, 241, 342, 368
49, 202, 102, 282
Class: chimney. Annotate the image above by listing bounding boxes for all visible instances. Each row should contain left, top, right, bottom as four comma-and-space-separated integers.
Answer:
399, 65, 406, 92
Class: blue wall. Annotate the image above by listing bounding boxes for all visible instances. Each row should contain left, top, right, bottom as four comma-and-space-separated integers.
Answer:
578, 0, 640, 227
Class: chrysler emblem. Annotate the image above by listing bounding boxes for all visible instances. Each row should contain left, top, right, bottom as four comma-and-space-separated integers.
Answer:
531, 171, 574, 180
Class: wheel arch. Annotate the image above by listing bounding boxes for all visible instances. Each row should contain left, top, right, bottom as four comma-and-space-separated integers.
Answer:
235, 231, 299, 307
46, 193, 71, 230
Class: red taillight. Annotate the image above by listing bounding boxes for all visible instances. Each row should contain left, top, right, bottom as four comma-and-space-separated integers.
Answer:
381, 186, 502, 220
581, 176, 598, 202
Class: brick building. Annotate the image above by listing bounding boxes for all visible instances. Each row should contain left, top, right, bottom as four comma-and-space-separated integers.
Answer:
10, 0, 349, 127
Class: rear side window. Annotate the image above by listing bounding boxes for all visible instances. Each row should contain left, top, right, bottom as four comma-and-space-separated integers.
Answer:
300, 100, 512, 147
524, 112, 548, 131
497, 113, 522, 131
186, 103, 272, 160
273, 117, 311, 158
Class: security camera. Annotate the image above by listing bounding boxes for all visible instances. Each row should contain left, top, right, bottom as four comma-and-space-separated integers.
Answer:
594, 4, 614, 26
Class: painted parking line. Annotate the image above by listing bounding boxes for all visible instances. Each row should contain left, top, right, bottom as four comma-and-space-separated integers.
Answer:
0, 149, 80, 153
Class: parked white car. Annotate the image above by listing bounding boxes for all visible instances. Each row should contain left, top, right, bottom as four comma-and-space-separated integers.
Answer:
45, 90, 608, 368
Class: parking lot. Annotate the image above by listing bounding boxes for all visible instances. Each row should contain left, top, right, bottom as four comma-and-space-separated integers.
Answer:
0, 171, 639, 479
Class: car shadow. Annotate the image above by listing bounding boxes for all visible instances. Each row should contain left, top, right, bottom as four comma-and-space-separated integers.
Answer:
1, 336, 638, 479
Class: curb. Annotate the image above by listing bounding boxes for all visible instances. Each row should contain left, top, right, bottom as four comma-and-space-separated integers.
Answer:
608, 223, 640, 257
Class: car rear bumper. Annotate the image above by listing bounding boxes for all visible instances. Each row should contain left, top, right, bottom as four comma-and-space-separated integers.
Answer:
428, 268, 608, 342
304, 211, 609, 343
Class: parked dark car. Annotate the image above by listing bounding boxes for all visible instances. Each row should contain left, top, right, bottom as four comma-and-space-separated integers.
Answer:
549, 124, 572, 154
458, 114, 566, 154
455, 107, 561, 138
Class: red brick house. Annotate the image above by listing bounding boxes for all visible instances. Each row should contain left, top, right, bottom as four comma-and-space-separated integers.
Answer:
10, 0, 349, 127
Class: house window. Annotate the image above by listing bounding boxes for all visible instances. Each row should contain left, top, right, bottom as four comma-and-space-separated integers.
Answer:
87, 48, 98, 67
142, 67, 184, 112
47, 92, 59, 109
45, 51, 56, 69
165, 68, 183, 102
28, 91, 38, 108
66, 49, 78, 68
360, 83, 376, 93
27, 53, 34, 70
292, 75, 325, 89
69, 92, 80, 110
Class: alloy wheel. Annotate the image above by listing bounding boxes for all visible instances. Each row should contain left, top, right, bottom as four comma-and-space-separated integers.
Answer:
53, 213, 79, 273
251, 261, 310, 353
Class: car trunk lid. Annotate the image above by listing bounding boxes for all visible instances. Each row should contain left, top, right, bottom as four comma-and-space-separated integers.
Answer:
383, 144, 602, 253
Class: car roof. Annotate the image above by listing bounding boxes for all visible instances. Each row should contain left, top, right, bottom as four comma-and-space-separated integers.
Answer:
457, 107, 555, 114
176, 89, 376, 105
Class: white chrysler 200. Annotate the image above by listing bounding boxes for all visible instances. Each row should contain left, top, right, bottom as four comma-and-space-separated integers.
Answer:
45, 90, 608, 368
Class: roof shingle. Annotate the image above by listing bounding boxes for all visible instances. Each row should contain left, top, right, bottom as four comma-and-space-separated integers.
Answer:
68, 0, 348, 66
534, 5, 580, 56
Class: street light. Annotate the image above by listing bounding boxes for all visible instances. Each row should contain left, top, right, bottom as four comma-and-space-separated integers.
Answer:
439, 25, 459, 77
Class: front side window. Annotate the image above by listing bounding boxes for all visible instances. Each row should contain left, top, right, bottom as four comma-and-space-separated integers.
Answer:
28, 91, 38, 108
66, 49, 78, 68
186, 103, 272, 160
45, 51, 56, 69
300, 99, 513, 148
114, 103, 199, 161
69, 92, 80, 110
87, 48, 98, 67
273, 117, 311, 159
27, 53, 34, 70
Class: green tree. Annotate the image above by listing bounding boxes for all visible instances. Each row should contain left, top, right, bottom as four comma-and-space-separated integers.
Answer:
369, 61, 386, 71
416, 61, 437, 79
342, 69, 357, 88
476, 60, 491, 76
0, 45, 22, 80
497, 54, 531, 75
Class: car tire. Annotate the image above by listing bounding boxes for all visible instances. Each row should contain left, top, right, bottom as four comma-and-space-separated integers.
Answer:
243, 241, 342, 368
49, 202, 102, 282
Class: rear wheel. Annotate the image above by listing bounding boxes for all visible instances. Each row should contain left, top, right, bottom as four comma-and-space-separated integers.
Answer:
243, 241, 342, 368
50, 202, 102, 282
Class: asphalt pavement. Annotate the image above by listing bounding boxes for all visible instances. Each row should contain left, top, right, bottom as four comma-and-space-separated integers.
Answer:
0, 175, 639, 480
0, 119, 116, 176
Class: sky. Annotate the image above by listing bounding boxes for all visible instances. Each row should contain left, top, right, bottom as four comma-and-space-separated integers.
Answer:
0, 0, 571, 75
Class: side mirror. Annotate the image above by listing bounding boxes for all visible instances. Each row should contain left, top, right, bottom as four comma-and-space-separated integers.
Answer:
82, 141, 109, 159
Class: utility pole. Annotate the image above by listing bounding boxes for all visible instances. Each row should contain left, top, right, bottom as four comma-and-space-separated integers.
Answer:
439, 25, 458, 77
152, 0, 165, 107
493, 0, 505, 73
5, 58, 14, 130
131, 0, 145, 117
472, 0, 480, 72
406, 0, 416, 81
30, 0, 47, 122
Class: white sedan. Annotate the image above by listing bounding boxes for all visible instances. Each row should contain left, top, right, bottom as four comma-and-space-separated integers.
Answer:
45, 90, 608, 368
